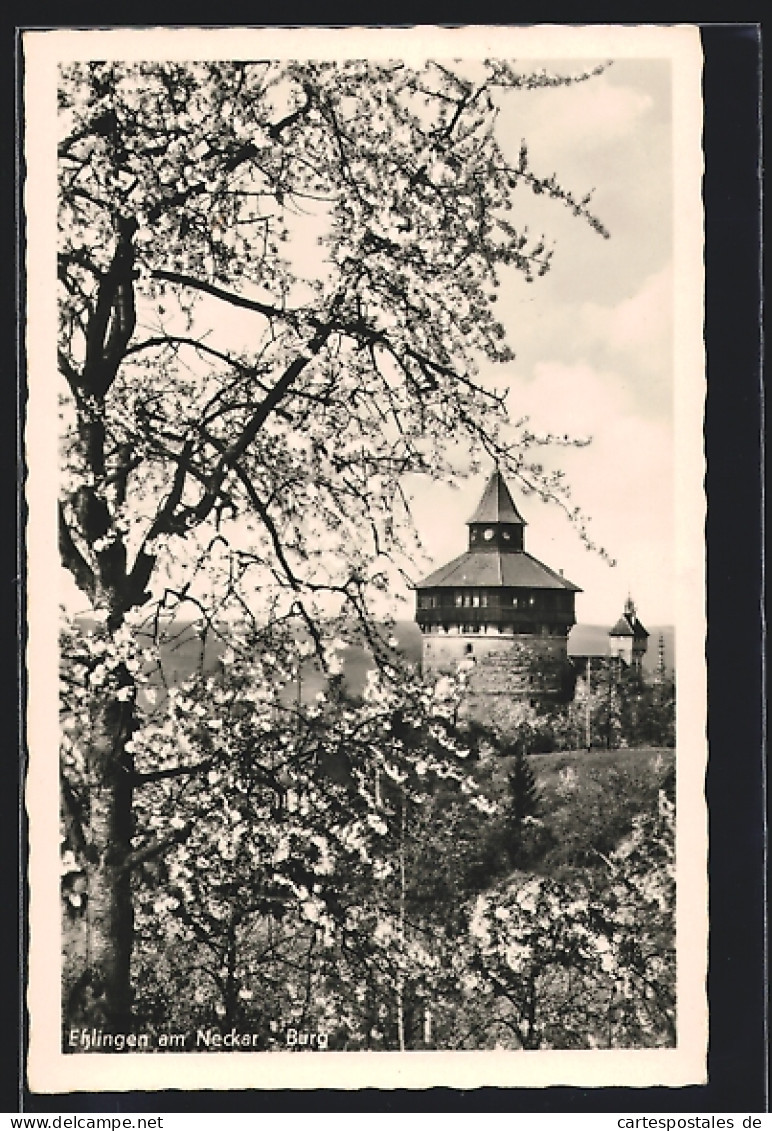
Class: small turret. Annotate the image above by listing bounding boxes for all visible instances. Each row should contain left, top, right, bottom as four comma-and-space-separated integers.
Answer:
609, 595, 649, 671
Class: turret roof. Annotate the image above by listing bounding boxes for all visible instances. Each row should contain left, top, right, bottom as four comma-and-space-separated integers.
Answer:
609, 613, 649, 639
467, 469, 526, 526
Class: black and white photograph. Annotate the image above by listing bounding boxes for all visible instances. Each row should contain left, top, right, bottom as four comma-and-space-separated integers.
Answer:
23, 24, 706, 1093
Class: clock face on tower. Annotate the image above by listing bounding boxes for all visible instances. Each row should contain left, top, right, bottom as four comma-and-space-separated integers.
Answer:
483, 528, 495, 541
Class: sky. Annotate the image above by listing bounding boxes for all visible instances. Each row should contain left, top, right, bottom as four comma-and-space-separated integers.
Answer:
403, 58, 678, 627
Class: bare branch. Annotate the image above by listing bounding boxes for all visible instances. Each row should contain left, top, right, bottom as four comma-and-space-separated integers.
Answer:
133, 760, 214, 785
268, 81, 314, 141
150, 269, 293, 324
82, 216, 138, 398
121, 822, 193, 873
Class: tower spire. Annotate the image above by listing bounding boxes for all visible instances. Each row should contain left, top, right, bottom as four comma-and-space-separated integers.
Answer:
467, 468, 526, 526
465, 468, 526, 551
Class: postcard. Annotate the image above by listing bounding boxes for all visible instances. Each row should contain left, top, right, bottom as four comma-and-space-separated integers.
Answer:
24, 23, 706, 1093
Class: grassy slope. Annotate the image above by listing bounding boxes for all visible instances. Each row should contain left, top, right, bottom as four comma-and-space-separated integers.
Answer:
528, 745, 675, 873
530, 744, 675, 785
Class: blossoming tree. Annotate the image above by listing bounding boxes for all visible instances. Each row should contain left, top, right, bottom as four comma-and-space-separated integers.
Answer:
57, 58, 608, 1033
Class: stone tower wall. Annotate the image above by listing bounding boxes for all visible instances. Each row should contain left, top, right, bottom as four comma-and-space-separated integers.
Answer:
457, 647, 575, 734
421, 630, 575, 734
421, 629, 567, 675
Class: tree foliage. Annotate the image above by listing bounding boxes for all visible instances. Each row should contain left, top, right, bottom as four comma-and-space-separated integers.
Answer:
450, 790, 675, 1049
568, 662, 676, 752
57, 57, 614, 1033
62, 627, 675, 1050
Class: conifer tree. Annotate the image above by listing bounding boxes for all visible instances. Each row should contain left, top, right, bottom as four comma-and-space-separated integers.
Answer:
503, 740, 541, 865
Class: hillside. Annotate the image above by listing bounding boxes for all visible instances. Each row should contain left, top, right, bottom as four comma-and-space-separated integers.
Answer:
74, 615, 674, 693
519, 744, 675, 873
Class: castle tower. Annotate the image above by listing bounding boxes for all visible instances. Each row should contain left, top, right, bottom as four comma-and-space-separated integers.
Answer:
608, 595, 649, 672
414, 470, 581, 700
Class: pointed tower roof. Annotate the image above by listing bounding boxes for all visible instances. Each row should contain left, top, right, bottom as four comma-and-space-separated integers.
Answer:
609, 597, 649, 639
467, 469, 526, 526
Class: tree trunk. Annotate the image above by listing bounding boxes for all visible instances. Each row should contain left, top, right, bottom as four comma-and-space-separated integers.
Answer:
66, 687, 135, 1036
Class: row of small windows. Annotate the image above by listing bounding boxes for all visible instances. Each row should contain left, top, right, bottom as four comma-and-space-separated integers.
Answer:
418, 590, 571, 610
454, 592, 538, 609
471, 530, 507, 541
456, 592, 493, 608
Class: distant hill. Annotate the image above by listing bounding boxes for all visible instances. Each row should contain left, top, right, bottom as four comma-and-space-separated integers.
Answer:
72, 615, 674, 697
